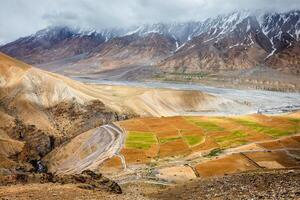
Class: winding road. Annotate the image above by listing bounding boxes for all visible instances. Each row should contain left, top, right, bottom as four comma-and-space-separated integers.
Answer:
46, 124, 125, 175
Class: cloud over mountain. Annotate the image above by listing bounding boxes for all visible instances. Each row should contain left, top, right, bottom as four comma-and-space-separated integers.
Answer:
0, 0, 299, 44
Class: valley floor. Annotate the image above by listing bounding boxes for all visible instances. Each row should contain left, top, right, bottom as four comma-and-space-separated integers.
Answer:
78, 79, 300, 116
70, 65, 300, 92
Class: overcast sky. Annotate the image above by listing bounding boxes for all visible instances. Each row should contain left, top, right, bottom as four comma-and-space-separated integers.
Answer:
0, 0, 299, 44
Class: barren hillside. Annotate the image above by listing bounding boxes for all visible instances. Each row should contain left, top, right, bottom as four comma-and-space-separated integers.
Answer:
0, 53, 239, 174
0, 52, 120, 174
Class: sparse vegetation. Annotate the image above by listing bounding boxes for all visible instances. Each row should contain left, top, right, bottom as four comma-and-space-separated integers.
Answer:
287, 117, 300, 124
215, 131, 248, 148
183, 135, 204, 146
159, 137, 181, 144
185, 118, 224, 132
232, 118, 297, 138
206, 148, 222, 157
155, 71, 210, 82
169, 71, 208, 78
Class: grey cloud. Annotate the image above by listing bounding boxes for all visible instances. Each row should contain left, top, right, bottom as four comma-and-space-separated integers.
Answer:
0, 0, 299, 44
42, 11, 79, 27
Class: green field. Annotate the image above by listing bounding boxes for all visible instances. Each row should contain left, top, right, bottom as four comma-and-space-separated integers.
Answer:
159, 137, 181, 144
121, 115, 300, 159
185, 117, 224, 132
183, 135, 204, 146
215, 131, 248, 148
287, 117, 300, 124
232, 118, 297, 138
125, 131, 157, 150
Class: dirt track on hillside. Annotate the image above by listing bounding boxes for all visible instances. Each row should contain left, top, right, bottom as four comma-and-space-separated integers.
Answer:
44, 124, 124, 174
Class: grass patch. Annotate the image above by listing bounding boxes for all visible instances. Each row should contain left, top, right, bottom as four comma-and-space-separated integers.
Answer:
159, 137, 181, 144
233, 118, 296, 138
286, 117, 300, 124
126, 131, 157, 150
215, 131, 248, 148
186, 118, 224, 132
183, 135, 204, 146
287, 118, 300, 133
169, 72, 208, 78
205, 148, 222, 157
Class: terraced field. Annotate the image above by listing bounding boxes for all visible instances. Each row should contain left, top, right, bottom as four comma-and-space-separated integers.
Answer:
99, 113, 300, 182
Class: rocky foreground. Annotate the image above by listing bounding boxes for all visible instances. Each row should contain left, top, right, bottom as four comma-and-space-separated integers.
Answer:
1, 169, 300, 200
153, 169, 300, 200
0, 170, 122, 194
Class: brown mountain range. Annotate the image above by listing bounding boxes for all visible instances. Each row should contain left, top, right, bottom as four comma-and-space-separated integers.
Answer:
0, 10, 299, 77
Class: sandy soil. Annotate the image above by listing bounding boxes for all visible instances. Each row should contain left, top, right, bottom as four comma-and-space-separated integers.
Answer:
89, 84, 243, 117
157, 166, 197, 183
244, 151, 300, 168
195, 154, 258, 177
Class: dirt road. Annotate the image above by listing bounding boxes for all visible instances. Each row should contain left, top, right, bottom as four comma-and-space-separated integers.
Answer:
44, 124, 124, 174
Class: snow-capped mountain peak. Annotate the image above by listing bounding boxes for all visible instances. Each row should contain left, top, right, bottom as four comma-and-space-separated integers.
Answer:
0, 10, 299, 76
